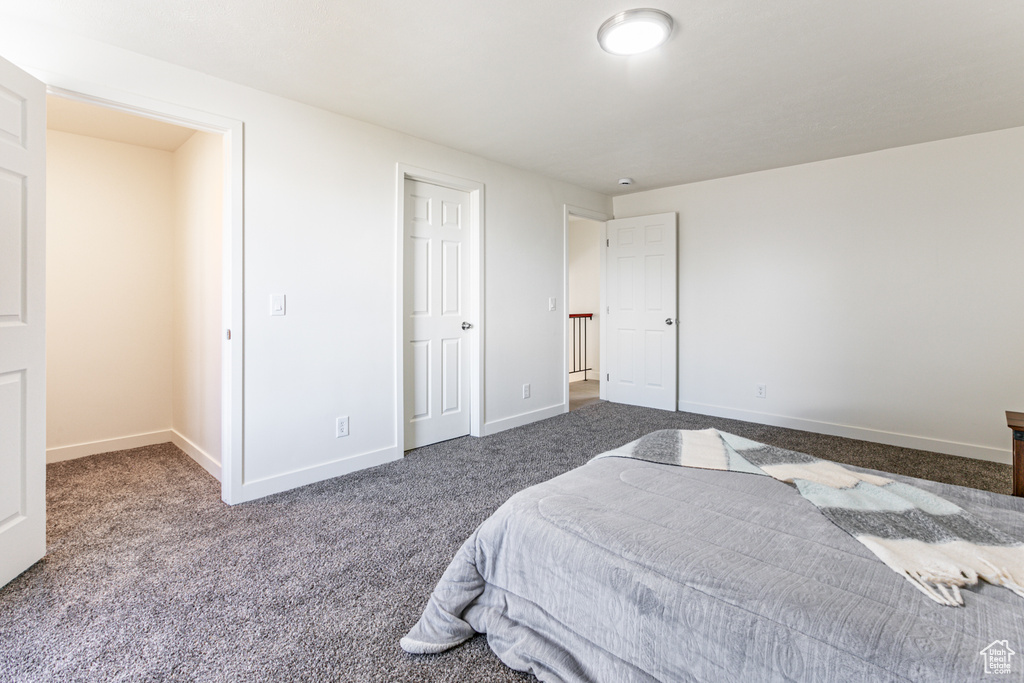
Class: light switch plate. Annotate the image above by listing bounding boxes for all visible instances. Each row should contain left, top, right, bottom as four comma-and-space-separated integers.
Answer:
270, 294, 286, 316
548, 297, 556, 311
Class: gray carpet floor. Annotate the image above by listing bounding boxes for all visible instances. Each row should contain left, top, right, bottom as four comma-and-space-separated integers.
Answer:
0, 402, 1013, 682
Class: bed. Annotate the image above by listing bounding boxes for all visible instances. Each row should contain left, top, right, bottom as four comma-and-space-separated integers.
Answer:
402, 432, 1024, 682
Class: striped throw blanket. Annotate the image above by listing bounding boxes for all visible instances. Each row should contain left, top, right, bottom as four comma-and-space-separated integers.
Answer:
599, 428, 1024, 607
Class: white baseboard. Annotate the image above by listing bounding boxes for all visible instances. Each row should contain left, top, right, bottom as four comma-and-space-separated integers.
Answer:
170, 430, 221, 482
231, 445, 402, 504
46, 429, 226, 480
483, 403, 567, 436
678, 401, 1012, 465
47, 430, 175, 463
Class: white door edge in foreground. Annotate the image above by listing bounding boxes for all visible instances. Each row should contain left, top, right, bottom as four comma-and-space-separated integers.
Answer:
0, 54, 47, 588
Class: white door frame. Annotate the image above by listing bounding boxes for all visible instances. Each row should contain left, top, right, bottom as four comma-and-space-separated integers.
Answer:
562, 205, 612, 410
44, 82, 246, 505
395, 164, 484, 451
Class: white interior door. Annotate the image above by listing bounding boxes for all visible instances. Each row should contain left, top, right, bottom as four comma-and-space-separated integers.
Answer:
404, 179, 472, 448
0, 56, 46, 587
605, 212, 678, 411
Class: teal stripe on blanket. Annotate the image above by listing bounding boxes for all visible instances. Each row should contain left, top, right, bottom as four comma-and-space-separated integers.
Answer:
795, 480, 962, 515
880, 480, 965, 516
796, 480, 916, 512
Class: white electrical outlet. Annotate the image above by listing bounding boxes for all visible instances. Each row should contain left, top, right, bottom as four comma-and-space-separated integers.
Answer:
522, 384, 531, 399
756, 384, 767, 399
336, 416, 349, 438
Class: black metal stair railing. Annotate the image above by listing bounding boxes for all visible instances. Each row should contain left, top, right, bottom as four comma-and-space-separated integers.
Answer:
569, 313, 593, 381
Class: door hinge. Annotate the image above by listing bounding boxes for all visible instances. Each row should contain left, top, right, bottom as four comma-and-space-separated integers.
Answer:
606, 373, 609, 381
226, 329, 232, 340
606, 305, 610, 314
606, 239, 610, 247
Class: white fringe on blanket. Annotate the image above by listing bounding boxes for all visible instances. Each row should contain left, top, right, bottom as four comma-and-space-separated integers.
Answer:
858, 537, 1024, 606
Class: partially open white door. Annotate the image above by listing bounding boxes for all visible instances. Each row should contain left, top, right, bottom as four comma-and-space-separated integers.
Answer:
0, 56, 46, 588
403, 179, 472, 448
605, 212, 678, 411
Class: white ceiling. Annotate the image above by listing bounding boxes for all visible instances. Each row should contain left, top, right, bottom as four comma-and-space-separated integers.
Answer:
47, 95, 197, 151
7, 0, 1024, 194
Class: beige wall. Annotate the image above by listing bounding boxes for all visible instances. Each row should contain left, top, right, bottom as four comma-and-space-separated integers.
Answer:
47, 126, 224, 473
614, 126, 1024, 462
172, 131, 223, 468
46, 130, 175, 451
567, 217, 602, 381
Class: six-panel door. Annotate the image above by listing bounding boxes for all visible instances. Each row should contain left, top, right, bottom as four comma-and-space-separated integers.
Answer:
605, 213, 678, 411
403, 180, 471, 448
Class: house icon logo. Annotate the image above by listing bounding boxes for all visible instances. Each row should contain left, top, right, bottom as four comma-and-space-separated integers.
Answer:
980, 640, 1015, 675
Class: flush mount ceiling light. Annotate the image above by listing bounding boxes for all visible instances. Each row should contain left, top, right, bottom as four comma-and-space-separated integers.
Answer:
598, 8, 673, 56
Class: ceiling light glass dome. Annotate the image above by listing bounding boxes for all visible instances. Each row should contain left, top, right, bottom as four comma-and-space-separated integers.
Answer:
598, 9, 673, 56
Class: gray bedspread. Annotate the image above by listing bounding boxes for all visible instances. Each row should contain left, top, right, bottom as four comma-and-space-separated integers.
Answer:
402, 446, 1024, 682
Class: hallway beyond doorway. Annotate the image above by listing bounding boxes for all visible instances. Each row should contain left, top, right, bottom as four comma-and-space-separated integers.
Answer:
569, 380, 601, 411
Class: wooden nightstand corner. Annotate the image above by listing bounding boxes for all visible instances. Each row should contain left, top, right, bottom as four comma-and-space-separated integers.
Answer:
1006, 411, 1024, 497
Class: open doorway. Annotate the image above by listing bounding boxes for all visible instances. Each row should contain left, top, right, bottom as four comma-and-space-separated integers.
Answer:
44, 94, 228, 485
565, 211, 607, 411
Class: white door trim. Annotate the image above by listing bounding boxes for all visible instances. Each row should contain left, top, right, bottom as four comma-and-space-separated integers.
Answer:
562, 205, 612, 411
396, 165, 484, 451
44, 83, 246, 505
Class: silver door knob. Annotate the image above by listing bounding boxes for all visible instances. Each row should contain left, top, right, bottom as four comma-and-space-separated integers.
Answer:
665, 318, 674, 325
462, 322, 473, 330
